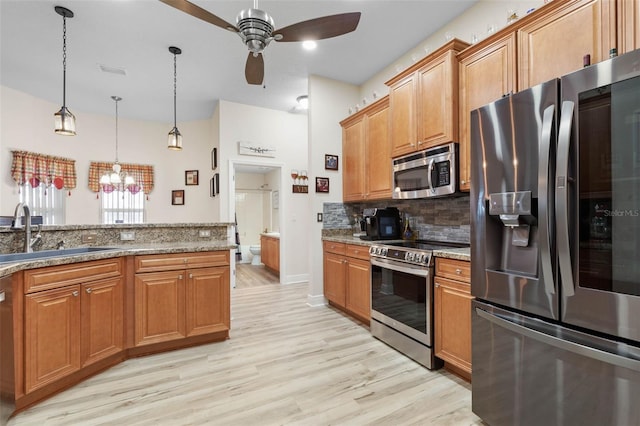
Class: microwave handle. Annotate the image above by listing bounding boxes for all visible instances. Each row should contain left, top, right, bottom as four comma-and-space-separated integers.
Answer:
427, 159, 435, 193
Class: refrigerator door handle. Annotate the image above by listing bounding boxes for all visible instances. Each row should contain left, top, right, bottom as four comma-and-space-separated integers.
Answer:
475, 307, 640, 372
556, 100, 575, 296
539, 104, 555, 295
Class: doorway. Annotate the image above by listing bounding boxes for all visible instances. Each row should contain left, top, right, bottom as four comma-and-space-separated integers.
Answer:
230, 161, 283, 289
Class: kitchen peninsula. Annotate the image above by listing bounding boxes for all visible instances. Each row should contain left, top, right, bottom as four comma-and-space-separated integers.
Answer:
0, 222, 235, 418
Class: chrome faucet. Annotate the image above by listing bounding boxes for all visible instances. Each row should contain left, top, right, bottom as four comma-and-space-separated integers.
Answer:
13, 203, 33, 253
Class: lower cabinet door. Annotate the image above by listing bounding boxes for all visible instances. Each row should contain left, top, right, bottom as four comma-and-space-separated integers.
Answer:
345, 257, 371, 321
323, 252, 346, 307
185, 267, 230, 336
134, 271, 186, 346
434, 276, 473, 374
25, 285, 81, 393
81, 277, 124, 366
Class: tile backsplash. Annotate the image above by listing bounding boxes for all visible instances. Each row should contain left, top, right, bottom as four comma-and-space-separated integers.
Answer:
323, 195, 470, 244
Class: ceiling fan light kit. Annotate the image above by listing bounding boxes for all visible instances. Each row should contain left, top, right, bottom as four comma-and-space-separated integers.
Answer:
53, 5, 76, 136
168, 46, 183, 151
159, 0, 361, 86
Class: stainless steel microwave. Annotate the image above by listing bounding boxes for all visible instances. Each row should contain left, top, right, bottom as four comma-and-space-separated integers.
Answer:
392, 142, 458, 199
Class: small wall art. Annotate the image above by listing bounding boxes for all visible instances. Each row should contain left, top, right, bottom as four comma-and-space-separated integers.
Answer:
315, 177, 330, 193
185, 170, 199, 185
325, 154, 339, 170
171, 190, 184, 205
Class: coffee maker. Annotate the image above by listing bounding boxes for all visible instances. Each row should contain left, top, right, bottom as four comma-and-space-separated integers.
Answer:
359, 207, 402, 240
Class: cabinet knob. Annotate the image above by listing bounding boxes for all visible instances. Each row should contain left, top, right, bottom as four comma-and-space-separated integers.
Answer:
72, 291, 79, 297
184, 259, 188, 263
435, 283, 440, 288
455, 268, 462, 274
178, 274, 183, 280
461, 180, 466, 185
86, 288, 92, 294
189, 273, 193, 279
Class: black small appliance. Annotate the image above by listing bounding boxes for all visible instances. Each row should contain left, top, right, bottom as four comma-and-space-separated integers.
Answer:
359, 207, 402, 240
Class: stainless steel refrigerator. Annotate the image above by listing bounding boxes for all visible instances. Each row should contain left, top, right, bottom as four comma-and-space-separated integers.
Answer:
471, 49, 640, 426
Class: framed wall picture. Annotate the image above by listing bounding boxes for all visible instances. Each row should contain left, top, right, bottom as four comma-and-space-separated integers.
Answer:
185, 170, 199, 185
211, 148, 217, 170
171, 190, 184, 205
315, 177, 330, 193
325, 154, 339, 170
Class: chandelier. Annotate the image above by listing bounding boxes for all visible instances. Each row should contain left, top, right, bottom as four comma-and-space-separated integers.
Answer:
100, 96, 138, 193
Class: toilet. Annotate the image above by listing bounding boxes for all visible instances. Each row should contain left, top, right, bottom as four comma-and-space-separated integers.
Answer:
249, 245, 261, 265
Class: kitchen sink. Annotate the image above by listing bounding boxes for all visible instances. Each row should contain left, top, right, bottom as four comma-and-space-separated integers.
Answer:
0, 247, 119, 264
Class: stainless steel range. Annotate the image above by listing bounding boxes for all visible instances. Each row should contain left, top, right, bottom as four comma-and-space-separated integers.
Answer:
369, 239, 467, 369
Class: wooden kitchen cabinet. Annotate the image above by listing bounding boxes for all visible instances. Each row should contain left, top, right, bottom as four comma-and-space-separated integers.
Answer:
618, 0, 640, 54
458, 33, 516, 192
261, 234, 280, 274
341, 96, 392, 201
323, 241, 370, 323
387, 39, 468, 158
518, 0, 615, 91
434, 257, 473, 380
134, 251, 230, 347
23, 258, 124, 393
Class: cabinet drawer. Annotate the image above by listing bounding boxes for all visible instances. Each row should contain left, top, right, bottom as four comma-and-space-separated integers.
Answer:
24, 258, 123, 294
435, 258, 471, 283
135, 251, 229, 273
323, 241, 346, 255
345, 244, 369, 261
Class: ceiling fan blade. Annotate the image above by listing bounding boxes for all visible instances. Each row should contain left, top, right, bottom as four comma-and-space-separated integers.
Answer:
159, 0, 237, 32
245, 53, 264, 85
273, 12, 361, 42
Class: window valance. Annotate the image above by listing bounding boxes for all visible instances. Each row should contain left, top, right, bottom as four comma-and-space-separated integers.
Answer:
88, 161, 155, 194
11, 150, 77, 190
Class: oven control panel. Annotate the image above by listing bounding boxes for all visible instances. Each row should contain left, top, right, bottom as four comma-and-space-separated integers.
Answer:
369, 245, 433, 266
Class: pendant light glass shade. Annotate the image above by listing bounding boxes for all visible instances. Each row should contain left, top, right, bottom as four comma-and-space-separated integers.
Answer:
168, 126, 182, 150
54, 6, 76, 136
168, 46, 183, 150
54, 106, 76, 135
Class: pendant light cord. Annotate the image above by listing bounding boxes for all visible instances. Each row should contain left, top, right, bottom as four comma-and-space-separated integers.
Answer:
173, 52, 177, 128
115, 98, 119, 163
62, 15, 67, 108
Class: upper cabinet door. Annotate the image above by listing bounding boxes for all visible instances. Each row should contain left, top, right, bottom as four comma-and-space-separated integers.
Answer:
458, 33, 516, 192
417, 50, 458, 150
389, 74, 417, 157
342, 116, 366, 201
618, 0, 640, 54
365, 97, 392, 200
518, 0, 615, 91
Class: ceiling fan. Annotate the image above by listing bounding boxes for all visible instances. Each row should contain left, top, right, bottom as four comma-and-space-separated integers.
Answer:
159, 0, 361, 85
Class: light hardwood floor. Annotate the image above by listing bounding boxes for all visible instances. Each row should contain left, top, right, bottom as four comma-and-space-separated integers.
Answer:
235, 263, 279, 288
8, 278, 483, 425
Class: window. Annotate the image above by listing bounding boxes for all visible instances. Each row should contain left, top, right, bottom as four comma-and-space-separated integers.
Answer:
100, 189, 145, 224
19, 184, 66, 225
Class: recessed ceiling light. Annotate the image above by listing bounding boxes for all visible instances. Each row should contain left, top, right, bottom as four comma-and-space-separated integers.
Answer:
302, 40, 317, 50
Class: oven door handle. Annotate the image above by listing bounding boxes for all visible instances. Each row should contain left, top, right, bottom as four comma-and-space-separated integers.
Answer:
371, 257, 430, 277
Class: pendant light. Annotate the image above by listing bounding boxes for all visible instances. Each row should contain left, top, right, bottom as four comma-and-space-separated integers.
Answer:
168, 46, 183, 150
53, 6, 76, 136
100, 96, 136, 191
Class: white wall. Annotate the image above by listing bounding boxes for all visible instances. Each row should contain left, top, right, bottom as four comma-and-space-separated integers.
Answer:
307, 75, 359, 306
217, 100, 308, 284
0, 85, 219, 224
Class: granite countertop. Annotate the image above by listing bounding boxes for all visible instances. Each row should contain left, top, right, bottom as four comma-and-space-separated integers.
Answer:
322, 235, 470, 261
0, 241, 237, 277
